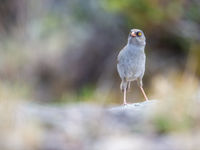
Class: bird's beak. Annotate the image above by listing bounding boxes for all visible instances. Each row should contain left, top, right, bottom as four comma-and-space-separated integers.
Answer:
131, 32, 136, 37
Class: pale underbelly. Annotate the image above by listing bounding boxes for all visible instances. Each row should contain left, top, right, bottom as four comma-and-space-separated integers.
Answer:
125, 71, 142, 81
118, 64, 143, 81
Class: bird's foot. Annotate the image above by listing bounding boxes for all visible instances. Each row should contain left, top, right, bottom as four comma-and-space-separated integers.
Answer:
123, 102, 131, 106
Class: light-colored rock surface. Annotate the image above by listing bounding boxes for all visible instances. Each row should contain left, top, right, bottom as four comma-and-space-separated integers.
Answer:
1, 100, 200, 150
109, 99, 158, 111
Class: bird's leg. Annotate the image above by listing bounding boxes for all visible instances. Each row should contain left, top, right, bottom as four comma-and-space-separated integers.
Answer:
140, 86, 148, 101
123, 87, 127, 105
137, 78, 148, 101
127, 81, 131, 91
121, 79, 128, 105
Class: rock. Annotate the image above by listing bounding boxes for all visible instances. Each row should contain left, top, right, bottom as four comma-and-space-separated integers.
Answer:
2, 100, 200, 150
109, 100, 158, 111
13, 100, 159, 150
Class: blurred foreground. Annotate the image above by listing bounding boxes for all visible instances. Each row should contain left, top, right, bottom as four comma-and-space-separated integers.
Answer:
1, 92, 200, 150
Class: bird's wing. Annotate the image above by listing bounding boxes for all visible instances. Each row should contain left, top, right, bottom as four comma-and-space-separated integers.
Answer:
117, 46, 127, 63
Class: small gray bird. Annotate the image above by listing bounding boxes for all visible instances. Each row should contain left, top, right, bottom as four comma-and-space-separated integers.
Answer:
117, 29, 148, 105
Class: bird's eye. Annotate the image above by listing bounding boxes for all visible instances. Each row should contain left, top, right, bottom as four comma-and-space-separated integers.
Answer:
136, 31, 142, 37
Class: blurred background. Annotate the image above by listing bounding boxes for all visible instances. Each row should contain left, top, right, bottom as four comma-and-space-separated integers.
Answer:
0, 0, 200, 104
0, 0, 200, 149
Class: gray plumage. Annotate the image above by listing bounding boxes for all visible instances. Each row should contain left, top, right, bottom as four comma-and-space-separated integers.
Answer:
117, 29, 148, 104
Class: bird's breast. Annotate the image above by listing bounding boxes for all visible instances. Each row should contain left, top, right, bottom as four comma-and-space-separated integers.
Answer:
117, 47, 146, 80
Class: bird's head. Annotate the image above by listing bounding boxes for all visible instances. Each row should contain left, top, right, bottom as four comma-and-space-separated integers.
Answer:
128, 29, 146, 46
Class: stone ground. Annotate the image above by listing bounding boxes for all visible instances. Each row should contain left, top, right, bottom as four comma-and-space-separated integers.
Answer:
1, 100, 200, 150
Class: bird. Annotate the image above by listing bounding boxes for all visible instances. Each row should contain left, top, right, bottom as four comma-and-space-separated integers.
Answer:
117, 29, 148, 105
